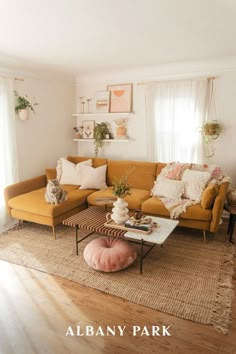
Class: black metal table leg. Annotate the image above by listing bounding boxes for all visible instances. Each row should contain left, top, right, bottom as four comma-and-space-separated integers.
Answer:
228, 213, 233, 234
140, 239, 144, 274
76, 225, 79, 255
229, 214, 236, 243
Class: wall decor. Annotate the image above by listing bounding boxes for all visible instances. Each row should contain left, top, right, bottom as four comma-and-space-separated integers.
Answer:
82, 120, 95, 139
107, 83, 133, 113
95, 91, 110, 113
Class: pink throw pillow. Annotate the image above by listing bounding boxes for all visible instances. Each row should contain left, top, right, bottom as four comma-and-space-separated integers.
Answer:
84, 237, 137, 272
166, 164, 182, 179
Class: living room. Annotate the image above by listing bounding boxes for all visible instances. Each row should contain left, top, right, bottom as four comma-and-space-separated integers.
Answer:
0, 1, 235, 353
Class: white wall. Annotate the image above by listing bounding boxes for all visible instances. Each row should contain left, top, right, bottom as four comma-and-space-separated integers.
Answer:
14, 75, 76, 180
75, 58, 236, 184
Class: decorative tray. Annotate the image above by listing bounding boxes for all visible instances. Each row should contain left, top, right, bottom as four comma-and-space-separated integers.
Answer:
104, 219, 160, 235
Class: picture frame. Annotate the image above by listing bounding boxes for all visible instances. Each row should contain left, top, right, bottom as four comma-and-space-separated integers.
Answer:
95, 91, 110, 113
107, 83, 133, 113
82, 120, 95, 139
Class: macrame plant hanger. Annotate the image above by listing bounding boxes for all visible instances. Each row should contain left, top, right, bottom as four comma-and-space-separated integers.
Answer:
204, 79, 222, 159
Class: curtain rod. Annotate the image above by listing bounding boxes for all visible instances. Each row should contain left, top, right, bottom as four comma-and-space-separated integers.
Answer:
137, 76, 216, 86
0, 74, 24, 81
14, 77, 24, 81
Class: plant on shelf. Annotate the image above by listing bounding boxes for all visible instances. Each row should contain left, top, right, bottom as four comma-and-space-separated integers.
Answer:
14, 90, 39, 120
94, 122, 111, 157
113, 117, 128, 139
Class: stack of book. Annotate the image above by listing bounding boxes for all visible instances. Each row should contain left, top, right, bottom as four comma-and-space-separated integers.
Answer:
124, 217, 153, 232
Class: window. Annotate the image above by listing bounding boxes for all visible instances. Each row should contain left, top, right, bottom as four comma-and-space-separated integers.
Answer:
146, 78, 210, 163
0, 77, 18, 233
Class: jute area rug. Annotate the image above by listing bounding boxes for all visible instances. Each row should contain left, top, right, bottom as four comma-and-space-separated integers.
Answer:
0, 222, 234, 334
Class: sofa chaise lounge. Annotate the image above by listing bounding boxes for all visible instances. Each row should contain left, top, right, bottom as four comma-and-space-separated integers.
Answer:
4, 156, 229, 240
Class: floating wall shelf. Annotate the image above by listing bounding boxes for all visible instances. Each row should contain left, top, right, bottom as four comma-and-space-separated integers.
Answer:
73, 139, 129, 142
72, 112, 135, 117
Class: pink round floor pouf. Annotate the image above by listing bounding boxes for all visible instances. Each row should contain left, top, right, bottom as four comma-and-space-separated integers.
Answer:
83, 237, 137, 272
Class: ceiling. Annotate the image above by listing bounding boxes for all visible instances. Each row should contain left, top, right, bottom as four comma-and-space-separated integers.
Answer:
0, 0, 236, 76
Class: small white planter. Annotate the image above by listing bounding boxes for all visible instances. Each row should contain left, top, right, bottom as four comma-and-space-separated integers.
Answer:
18, 108, 29, 121
110, 197, 129, 224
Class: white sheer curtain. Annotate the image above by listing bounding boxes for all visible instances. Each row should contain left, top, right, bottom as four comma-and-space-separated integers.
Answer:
0, 77, 18, 233
145, 78, 209, 163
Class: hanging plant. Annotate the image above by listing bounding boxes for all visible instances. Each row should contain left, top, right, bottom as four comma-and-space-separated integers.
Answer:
203, 120, 223, 140
200, 120, 223, 158
14, 90, 39, 114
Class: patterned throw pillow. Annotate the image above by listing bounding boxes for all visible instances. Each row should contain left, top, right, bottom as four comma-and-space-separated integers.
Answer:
182, 169, 211, 202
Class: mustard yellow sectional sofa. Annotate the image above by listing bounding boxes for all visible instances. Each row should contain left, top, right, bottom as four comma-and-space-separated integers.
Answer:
5, 156, 229, 239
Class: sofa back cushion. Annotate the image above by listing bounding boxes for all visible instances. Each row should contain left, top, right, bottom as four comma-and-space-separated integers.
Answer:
67, 156, 107, 168
45, 168, 57, 181
107, 160, 157, 190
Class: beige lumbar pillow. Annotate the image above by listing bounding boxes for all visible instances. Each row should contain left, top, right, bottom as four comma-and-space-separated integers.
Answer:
79, 165, 107, 190
58, 158, 92, 185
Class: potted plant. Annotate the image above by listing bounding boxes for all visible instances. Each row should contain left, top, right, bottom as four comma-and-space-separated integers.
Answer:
113, 117, 128, 139
14, 90, 39, 120
200, 120, 223, 158
94, 122, 111, 157
109, 176, 131, 224
112, 176, 130, 198
203, 120, 223, 140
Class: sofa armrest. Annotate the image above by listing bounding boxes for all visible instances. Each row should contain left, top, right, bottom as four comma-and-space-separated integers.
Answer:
210, 181, 230, 232
4, 175, 47, 216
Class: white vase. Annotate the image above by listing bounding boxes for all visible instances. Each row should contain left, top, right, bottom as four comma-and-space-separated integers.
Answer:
111, 197, 129, 225
18, 108, 29, 121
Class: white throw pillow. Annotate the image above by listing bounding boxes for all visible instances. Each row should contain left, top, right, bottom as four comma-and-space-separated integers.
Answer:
151, 176, 185, 200
79, 165, 107, 190
58, 158, 92, 185
182, 169, 211, 201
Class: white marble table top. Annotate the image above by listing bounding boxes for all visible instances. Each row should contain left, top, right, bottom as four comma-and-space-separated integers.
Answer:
125, 216, 179, 244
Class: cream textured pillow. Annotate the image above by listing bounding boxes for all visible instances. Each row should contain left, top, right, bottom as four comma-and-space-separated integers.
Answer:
58, 158, 92, 185
79, 165, 107, 190
151, 177, 185, 200
182, 169, 211, 201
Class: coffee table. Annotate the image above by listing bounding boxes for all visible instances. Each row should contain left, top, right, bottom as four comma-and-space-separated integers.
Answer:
63, 206, 179, 274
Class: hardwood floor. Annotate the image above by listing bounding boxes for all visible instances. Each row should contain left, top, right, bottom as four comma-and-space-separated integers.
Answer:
0, 229, 235, 354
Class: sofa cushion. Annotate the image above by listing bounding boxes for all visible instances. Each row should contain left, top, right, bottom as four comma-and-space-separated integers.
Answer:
107, 160, 157, 190
8, 187, 94, 217
142, 197, 212, 221
45, 168, 57, 181
87, 187, 151, 210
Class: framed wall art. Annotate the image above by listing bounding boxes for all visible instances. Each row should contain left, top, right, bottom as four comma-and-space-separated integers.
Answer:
82, 120, 95, 139
95, 91, 110, 113
107, 83, 133, 113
